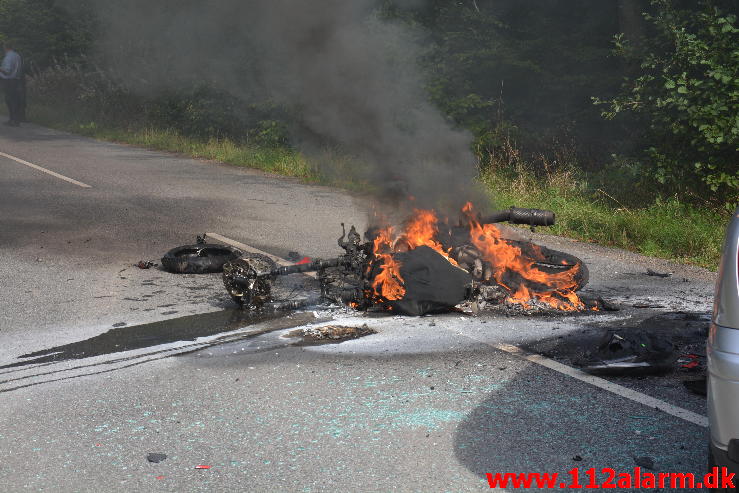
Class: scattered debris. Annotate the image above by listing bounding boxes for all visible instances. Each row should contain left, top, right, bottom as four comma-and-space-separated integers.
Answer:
683, 377, 707, 396
632, 303, 665, 309
137, 260, 157, 269
593, 297, 620, 311
678, 353, 704, 371
297, 324, 376, 342
146, 453, 167, 463
287, 251, 312, 264
646, 268, 672, 278
583, 331, 675, 376
634, 456, 655, 470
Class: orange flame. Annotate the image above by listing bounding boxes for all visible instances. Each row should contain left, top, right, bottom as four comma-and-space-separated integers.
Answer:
461, 203, 586, 311
370, 202, 588, 311
398, 209, 458, 266
371, 226, 406, 300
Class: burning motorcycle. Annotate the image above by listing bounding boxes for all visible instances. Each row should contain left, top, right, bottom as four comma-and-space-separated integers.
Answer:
223, 204, 590, 315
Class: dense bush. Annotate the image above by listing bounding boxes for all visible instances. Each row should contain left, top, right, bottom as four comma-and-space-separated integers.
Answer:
145, 88, 249, 141
145, 89, 292, 147
28, 62, 293, 147
0, 0, 95, 71
596, 0, 738, 208
383, 1, 624, 156
28, 60, 139, 121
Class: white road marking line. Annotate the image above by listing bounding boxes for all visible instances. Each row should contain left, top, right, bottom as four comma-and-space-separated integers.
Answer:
491, 341, 709, 427
0, 151, 92, 188
206, 232, 317, 278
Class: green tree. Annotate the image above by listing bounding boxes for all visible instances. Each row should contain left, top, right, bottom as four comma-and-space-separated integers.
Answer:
0, 0, 95, 71
384, 0, 623, 158
597, 0, 738, 207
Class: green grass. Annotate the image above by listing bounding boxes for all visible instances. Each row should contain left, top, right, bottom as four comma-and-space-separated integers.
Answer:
30, 105, 380, 193
481, 167, 726, 269
102, 126, 315, 179
29, 104, 727, 270
31, 107, 316, 180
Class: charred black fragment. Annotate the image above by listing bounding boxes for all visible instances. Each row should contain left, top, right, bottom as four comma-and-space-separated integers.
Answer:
386, 246, 472, 316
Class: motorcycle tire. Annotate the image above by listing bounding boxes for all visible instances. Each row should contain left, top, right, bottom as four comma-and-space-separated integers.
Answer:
161, 243, 242, 274
503, 239, 589, 291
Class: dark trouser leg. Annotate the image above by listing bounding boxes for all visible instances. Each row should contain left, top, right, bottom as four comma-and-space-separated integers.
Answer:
19, 76, 26, 122
2, 79, 8, 120
5, 79, 21, 124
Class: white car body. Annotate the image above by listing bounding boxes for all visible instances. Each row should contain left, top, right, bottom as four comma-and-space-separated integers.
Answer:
708, 206, 739, 477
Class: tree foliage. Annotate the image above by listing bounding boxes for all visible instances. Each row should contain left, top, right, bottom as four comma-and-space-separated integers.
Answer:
385, 1, 623, 156
0, 0, 95, 71
597, 0, 738, 205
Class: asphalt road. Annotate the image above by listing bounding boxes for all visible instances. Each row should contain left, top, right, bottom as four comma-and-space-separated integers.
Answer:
0, 123, 721, 492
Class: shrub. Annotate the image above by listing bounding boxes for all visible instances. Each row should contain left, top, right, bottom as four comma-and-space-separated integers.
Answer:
595, 0, 738, 209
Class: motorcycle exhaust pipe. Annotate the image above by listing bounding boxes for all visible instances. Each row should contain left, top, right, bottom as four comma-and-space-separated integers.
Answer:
481, 207, 555, 227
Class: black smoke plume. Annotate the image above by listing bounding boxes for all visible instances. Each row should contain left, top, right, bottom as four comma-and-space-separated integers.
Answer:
83, 0, 485, 211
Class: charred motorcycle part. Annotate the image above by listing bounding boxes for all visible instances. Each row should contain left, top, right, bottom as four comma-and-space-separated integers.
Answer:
223, 254, 276, 307
223, 225, 372, 310
221, 206, 587, 314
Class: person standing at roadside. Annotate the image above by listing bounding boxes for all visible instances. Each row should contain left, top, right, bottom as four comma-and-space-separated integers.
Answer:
0, 42, 23, 126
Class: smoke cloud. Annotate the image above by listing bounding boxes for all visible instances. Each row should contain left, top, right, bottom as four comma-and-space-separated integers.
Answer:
85, 0, 484, 211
